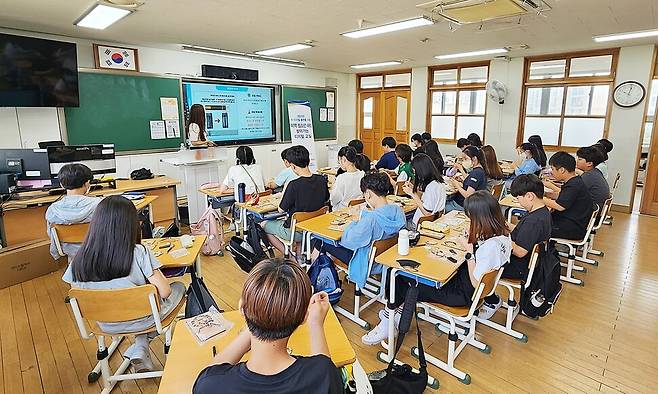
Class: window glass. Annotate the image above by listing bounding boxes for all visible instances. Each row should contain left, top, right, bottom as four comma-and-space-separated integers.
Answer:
385, 73, 412, 87
523, 117, 561, 145
561, 118, 606, 146
431, 91, 457, 114
569, 55, 613, 77
431, 116, 455, 139
529, 59, 566, 80
565, 85, 609, 116
396, 96, 408, 131
458, 90, 486, 115
525, 87, 564, 116
459, 66, 488, 84
362, 97, 373, 129
360, 75, 383, 89
456, 117, 485, 139
646, 80, 658, 118
433, 69, 458, 86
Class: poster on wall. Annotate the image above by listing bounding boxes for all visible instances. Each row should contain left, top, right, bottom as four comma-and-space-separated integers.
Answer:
287, 101, 318, 172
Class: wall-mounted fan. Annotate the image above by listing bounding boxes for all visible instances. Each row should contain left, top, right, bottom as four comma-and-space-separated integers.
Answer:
486, 80, 508, 104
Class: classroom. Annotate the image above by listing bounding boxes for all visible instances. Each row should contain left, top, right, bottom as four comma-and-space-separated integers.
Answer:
0, 0, 657, 392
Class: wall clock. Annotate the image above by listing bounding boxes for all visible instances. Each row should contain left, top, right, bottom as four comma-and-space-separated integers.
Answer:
613, 81, 645, 108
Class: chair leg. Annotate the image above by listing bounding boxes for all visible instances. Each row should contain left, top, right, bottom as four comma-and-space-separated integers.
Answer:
477, 284, 527, 342
164, 328, 172, 355
89, 336, 124, 383
333, 289, 371, 330
559, 244, 584, 286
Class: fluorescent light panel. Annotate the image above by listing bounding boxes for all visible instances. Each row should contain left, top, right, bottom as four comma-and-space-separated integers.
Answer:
435, 48, 508, 60
255, 43, 312, 56
75, 4, 131, 30
350, 61, 402, 69
181, 45, 305, 67
342, 16, 434, 39
593, 29, 658, 42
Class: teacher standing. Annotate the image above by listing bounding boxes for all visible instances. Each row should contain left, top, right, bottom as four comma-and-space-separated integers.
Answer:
186, 104, 216, 147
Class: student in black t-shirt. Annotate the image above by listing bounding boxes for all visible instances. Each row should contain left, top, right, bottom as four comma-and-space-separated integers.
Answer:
480, 174, 552, 319
445, 146, 487, 212
193, 259, 342, 394
543, 152, 594, 240
263, 145, 329, 254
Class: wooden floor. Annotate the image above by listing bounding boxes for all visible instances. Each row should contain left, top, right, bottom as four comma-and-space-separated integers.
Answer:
1, 211, 657, 393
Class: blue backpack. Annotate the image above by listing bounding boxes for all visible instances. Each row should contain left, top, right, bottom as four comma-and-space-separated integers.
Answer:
307, 253, 343, 304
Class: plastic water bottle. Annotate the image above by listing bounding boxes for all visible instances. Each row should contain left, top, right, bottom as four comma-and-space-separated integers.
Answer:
398, 229, 410, 256
237, 183, 246, 203
179, 143, 187, 151
531, 291, 545, 307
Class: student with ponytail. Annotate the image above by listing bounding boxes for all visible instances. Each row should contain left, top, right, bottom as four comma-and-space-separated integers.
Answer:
330, 146, 365, 209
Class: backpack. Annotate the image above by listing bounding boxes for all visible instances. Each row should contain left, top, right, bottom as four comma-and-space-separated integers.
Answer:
130, 168, 154, 180
137, 209, 153, 239
185, 271, 222, 318
226, 216, 274, 273
307, 252, 343, 304
520, 242, 563, 319
190, 207, 226, 256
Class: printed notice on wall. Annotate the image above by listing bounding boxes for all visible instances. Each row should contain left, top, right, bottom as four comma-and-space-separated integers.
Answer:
160, 97, 180, 120
288, 101, 318, 172
165, 120, 180, 138
150, 120, 166, 139
325, 91, 335, 108
319, 107, 328, 122
327, 108, 335, 122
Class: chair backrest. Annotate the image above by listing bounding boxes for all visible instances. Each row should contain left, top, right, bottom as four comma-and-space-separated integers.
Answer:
53, 223, 90, 244
372, 236, 398, 259
395, 181, 406, 196
416, 212, 442, 228
289, 206, 330, 244
491, 182, 504, 200
69, 285, 160, 331
524, 244, 542, 287
593, 196, 613, 230
611, 172, 621, 192
464, 268, 504, 318
258, 190, 272, 197
348, 198, 365, 207
582, 205, 601, 240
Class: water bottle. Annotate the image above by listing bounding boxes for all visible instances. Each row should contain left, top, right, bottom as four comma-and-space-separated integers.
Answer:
179, 143, 187, 151
237, 182, 246, 203
398, 229, 410, 256
531, 291, 545, 308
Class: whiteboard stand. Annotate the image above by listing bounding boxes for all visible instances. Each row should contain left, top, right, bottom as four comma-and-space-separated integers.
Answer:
161, 148, 228, 224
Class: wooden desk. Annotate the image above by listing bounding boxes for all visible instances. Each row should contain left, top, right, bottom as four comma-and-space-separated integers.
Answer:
142, 235, 205, 277
158, 308, 356, 394
1, 177, 180, 247
235, 194, 283, 233
133, 195, 159, 223
499, 195, 521, 209
499, 161, 515, 176
198, 188, 233, 199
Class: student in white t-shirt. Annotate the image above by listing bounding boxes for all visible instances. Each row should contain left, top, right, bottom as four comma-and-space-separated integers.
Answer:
362, 191, 511, 345
218, 146, 265, 200
330, 146, 365, 209
186, 104, 216, 148
402, 153, 447, 229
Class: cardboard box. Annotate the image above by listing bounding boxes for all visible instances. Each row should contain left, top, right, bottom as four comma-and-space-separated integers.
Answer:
0, 240, 63, 289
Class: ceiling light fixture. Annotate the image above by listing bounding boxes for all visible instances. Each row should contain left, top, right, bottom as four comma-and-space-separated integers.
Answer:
255, 43, 312, 56
75, 3, 132, 30
435, 48, 508, 60
341, 16, 434, 39
181, 45, 305, 67
350, 61, 402, 69
593, 28, 658, 43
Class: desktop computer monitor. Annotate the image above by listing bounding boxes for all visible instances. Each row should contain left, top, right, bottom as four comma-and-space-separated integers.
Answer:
0, 149, 51, 181
47, 144, 116, 179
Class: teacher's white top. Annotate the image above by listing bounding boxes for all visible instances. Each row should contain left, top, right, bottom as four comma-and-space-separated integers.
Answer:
188, 123, 201, 143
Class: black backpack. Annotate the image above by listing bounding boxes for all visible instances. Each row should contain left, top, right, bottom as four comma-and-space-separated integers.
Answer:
185, 270, 222, 318
130, 168, 154, 180
520, 242, 563, 319
227, 216, 274, 273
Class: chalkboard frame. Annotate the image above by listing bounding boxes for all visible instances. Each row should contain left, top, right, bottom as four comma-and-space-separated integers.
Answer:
281, 84, 337, 142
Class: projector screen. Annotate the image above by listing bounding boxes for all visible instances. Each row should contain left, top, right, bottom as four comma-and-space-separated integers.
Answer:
182, 81, 276, 145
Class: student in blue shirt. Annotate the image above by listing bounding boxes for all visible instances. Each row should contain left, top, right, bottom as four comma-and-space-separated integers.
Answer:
446, 146, 488, 212
266, 148, 298, 190
513, 142, 542, 176
375, 137, 399, 171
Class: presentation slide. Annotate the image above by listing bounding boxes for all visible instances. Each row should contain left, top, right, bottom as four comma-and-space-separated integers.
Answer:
182, 82, 275, 144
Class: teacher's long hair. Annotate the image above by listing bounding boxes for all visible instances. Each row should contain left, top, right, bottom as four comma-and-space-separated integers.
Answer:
188, 104, 207, 141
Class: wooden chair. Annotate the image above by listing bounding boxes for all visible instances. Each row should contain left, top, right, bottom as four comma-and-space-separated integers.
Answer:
416, 211, 443, 230
333, 236, 397, 329
406, 268, 504, 385
603, 172, 620, 226
586, 196, 614, 261
491, 182, 505, 200
348, 198, 365, 207
51, 223, 90, 258
478, 244, 542, 342
68, 285, 186, 393
282, 206, 329, 260
394, 181, 406, 196
551, 206, 600, 286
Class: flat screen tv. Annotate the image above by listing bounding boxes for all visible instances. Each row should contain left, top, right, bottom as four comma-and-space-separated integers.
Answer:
0, 33, 79, 107
182, 80, 276, 145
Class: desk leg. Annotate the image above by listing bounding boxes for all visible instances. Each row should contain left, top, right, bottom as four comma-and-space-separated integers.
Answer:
195, 255, 203, 279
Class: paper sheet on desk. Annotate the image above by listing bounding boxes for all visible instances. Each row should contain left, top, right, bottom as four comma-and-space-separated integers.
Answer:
185, 307, 233, 344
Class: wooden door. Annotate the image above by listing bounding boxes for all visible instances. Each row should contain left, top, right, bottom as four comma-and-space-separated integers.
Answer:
641, 119, 658, 215
357, 92, 381, 159
382, 90, 411, 157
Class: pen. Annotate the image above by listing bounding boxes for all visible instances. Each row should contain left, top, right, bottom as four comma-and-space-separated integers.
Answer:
212, 346, 216, 357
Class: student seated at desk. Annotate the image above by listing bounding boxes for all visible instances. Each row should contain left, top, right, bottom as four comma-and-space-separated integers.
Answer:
347, 139, 371, 172
186, 104, 216, 148
421, 132, 432, 145
511, 143, 542, 177
375, 137, 399, 171
389, 143, 413, 182
64, 196, 185, 372
402, 154, 446, 229
193, 259, 342, 394
362, 191, 511, 344
312, 173, 405, 288
264, 146, 329, 254
480, 174, 551, 319
217, 146, 265, 200
266, 148, 298, 190
423, 140, 445, 174
46, 163, 101, 261
330, 147, 364, 209
446, 146, 488, 213
576, 146, 610, 210
543, 152, 593, 240
482, 145, 504, 192
528, 135, 547, 169
595, 138, 613, 181
467, 133, 483, 148
410, 133, 424, 153
456, 138, 470, 151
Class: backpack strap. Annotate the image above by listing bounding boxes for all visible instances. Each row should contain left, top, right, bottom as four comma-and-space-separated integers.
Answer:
386, 284, 425, 373
240, 164, 260, 194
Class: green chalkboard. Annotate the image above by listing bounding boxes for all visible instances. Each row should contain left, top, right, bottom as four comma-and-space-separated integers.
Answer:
65, 71, 184, 152
282, 86, 336, 141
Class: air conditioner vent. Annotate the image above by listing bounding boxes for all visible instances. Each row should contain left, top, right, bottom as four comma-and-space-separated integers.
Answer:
417, 0, 551, 24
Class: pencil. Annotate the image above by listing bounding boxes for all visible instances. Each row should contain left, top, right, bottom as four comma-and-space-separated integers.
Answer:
212, 346, 216, 357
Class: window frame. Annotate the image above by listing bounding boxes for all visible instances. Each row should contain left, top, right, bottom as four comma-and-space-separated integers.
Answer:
357, 69, 412, 91
426, 61, 490, 143
517, 48, 620, 151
